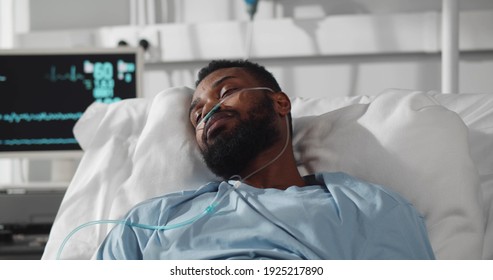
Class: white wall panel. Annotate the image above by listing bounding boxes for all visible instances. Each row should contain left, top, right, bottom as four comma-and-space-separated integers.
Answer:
7, 0, 493, 99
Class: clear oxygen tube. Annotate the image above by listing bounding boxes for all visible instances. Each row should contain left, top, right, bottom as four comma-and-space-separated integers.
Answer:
56, 87, 290, 259
56, 180, 241, 260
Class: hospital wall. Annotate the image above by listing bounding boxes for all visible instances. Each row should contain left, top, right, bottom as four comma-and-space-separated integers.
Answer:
0, 0, 492, 185
8, 0, 493, 99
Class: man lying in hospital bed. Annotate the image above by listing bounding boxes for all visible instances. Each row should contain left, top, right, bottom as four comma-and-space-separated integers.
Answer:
96, 60, 434, 259
42, 60, 492, 260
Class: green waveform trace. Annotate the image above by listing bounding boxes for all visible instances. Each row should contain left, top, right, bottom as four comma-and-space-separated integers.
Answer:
47, 65, 86, 82
0, 138, 78, 146
0, 112, 83, 123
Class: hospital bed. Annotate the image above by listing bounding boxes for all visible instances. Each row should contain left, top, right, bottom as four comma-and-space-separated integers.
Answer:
41, 0, 492, 260
40, 86, 493, 260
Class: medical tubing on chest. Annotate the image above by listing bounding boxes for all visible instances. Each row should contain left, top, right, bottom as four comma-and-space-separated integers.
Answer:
56, 184, 238, 259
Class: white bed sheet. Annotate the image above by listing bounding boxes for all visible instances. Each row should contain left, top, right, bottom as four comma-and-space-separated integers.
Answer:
42, 87, 492, 260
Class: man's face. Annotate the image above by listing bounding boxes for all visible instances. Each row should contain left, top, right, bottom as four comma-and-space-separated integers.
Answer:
190, 68, 280, 179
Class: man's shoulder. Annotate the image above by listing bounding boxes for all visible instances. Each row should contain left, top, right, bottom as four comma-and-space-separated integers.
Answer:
313, 172, 415, 215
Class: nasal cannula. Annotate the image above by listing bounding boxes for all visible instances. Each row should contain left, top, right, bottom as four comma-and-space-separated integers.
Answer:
196, 87, 274, 129
56, 87, 290, 259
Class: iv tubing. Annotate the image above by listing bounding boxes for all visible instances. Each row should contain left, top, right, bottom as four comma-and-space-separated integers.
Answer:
244, 20, 254, 59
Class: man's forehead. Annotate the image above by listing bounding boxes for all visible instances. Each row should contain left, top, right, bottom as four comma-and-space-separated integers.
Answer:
195, 67, 252, 93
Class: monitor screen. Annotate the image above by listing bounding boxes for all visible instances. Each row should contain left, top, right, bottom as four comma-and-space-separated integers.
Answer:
0, 48, 143, 158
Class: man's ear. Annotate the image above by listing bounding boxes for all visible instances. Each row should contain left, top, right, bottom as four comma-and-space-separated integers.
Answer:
272, 91, 291, 117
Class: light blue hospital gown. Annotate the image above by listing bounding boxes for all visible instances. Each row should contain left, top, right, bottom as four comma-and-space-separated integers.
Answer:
96, 172, 435, 259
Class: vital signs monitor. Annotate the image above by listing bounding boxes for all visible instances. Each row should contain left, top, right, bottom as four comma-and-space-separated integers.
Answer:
0, 48, 143, 158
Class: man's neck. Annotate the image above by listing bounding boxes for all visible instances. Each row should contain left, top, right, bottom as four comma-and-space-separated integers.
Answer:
238, 143, 306, 190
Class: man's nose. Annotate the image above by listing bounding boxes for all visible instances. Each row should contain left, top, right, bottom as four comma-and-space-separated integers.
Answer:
199, 99, 222, 127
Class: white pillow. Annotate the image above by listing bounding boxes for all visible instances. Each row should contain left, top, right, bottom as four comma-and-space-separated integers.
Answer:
292, 89, 493, 259
43, 87, 217, 260
42, 87, 485, 260
292, 90, 484, 260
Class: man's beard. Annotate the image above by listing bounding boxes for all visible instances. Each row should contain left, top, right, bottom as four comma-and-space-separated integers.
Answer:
200, 97, 279, 179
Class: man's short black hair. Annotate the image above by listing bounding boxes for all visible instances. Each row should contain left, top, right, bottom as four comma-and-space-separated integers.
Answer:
195, 59, 282, 92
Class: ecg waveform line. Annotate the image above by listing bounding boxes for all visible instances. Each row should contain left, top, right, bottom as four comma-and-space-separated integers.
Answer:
47, 65, 86, 82
0, 112, 83, 123
0, 138, 78, 146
